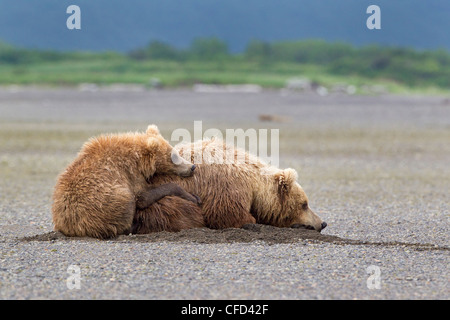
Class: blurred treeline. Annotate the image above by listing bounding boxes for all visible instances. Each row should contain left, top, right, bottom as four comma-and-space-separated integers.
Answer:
129, 39, 450, 88
1, 38, 449, 89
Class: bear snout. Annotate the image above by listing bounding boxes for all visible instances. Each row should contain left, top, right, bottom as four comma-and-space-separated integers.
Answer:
291, 221, 327, 232
174, 162, 197, 177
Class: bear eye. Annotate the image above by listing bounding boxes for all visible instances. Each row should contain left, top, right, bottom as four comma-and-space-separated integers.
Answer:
302, 202, 308, 210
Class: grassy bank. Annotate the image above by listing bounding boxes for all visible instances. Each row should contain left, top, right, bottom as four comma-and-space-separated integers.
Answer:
1, 39, 449, 95
1, 58, 448, 95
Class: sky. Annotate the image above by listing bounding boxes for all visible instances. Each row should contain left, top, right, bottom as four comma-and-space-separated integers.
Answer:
0, 0, 448, 52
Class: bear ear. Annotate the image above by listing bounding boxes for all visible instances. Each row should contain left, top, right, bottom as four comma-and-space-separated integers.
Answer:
274, 168, 298, 198
146, 124, 160, 136
282, 168, 298, 185
140, 137, 158, 178
146, 136, 159, 149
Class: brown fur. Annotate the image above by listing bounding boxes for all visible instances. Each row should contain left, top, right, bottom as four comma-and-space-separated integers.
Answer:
133, 139, 325, 233
135, 183, 200, 210
132, 196, 204, 233
52, 125, 195, 239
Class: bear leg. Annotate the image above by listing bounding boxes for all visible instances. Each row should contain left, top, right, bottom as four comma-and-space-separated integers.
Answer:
132, 196, 205, 234
136, 183, 201, 210
236, 212, 257, 228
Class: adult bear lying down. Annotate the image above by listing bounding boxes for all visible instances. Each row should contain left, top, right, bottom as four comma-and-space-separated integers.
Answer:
132, 138, 327, 234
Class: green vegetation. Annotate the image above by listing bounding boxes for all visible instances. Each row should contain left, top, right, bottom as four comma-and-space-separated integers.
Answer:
0, 38, 449, 93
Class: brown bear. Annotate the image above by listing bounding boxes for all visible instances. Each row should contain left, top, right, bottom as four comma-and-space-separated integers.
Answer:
52, 125, 199, 239
132, 138, 326, 233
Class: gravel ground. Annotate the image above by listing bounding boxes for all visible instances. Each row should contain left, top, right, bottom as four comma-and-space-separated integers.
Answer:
0, 87, 449, 300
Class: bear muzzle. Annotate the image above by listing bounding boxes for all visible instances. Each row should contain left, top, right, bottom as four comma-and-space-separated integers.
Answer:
291, 221, 327, 232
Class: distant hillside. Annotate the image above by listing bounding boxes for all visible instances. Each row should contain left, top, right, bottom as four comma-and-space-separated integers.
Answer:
0, 0, 449, 52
